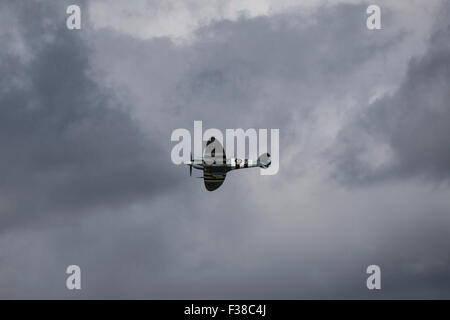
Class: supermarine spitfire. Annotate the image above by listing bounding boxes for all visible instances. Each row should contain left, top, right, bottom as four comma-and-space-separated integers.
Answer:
186, 137, 271, 191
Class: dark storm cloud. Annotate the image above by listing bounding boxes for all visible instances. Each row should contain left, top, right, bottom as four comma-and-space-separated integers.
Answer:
0, 1, 178, 231
82, 2, 450, 300
330, 6, 450, 185
1, 1, 449, 300
174, 4, 399, 127
90, 3, 400, 178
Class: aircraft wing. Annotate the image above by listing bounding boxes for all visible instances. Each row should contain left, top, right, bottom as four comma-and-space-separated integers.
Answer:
203, 170, 226, 191
203, 137, 227, 191
204, 137, 226, 165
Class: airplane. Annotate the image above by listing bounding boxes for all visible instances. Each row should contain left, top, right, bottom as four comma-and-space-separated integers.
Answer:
186, 136, 271, 191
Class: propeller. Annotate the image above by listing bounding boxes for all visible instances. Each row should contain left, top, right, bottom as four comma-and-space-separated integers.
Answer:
189, 152, 193, 176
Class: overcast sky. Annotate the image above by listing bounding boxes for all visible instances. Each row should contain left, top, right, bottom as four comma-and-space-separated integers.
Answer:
1, 0, 449, 299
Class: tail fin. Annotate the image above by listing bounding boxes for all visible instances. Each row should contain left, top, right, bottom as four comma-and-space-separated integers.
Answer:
257, 153, 271, 169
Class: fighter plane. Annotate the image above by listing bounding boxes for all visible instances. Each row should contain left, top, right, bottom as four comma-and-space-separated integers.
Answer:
186, 137, 271, 191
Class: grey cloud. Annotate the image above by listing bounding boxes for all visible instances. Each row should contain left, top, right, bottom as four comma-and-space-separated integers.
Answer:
176, 4, 399, 126
330, 6, 450, 185
90, 3, 401, 179
1, 1, 449, 300
0, 1, 179, 232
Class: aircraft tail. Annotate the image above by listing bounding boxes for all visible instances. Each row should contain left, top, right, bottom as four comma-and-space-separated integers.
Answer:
257, 153, 271, 169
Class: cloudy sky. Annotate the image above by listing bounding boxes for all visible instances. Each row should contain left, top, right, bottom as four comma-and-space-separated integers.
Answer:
1, 0, 449, 299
